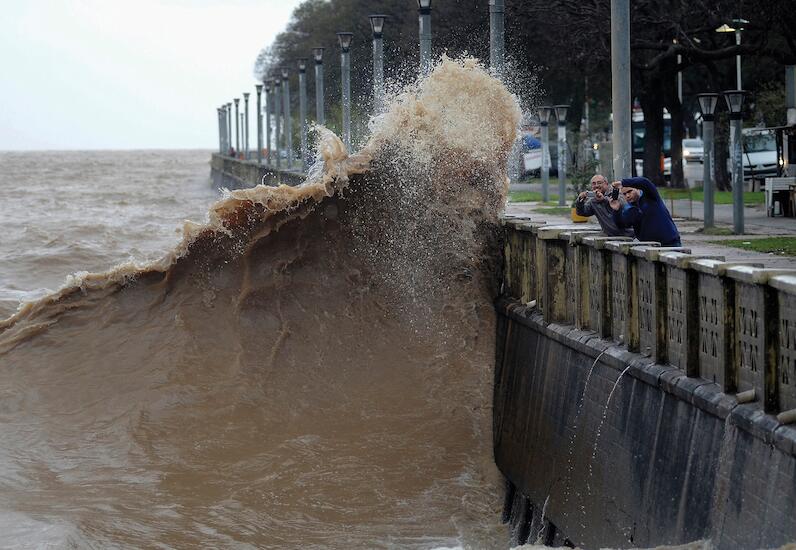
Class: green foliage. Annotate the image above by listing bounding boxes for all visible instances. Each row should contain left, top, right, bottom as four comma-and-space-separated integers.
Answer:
755, 82, 787, 127
659, 188, 766, 205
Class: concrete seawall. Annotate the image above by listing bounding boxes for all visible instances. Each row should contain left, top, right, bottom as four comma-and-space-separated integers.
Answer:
495, 216, 796, 549
210, 154, 305, 189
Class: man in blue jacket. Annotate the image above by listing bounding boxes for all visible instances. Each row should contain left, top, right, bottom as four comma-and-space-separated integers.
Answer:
609, 177, 682, 247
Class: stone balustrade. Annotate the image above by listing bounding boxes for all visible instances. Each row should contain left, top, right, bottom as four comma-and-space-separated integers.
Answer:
501, 214, 796, 423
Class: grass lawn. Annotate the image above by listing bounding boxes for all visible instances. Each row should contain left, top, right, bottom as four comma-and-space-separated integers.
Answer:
660, 188, 765, 205
535, 207, 572, 216
709, 237, 796, 256
508, 190, 562, 203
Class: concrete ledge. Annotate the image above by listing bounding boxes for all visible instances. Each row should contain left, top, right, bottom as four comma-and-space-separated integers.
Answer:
630, 246, 690, 260
605, 240, 659, 253
689, 259, 764, 275
658, 251, 724, 268
582, 235, 632, 249
725, 266, 796, 284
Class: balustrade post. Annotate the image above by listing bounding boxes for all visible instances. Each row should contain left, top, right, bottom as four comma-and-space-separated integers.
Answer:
770, 274, 796, 419
726, 267, 796, 412
659, 252, 726, 376
630, 246, 690, 362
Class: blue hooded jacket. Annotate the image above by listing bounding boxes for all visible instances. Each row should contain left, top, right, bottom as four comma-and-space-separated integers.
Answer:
613, 177, 681, 246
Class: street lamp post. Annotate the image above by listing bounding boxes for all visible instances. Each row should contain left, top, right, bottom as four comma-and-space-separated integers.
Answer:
234, 98, 240, 155
489, 0, 505, 79
274, 78, 282, 170
611, 0, 632, 179
298, 58, 309, 172
555, 105, 569, 206
243, 92, 250, 160
539, 107, 552, 203
417, 0, 432, 75
369, 15, 387, 114
282, 68, 293, 169
673, 38, 683, 103
313, 48, 325, 126
697, 93, 719, 228
265, 80, 273, 167
226, 102, 232, 156
716, 20, 748, 90
725, 90, 746, 234
255, 85, 263, 165
337, 32, 353, 151
217, 108, 223, 154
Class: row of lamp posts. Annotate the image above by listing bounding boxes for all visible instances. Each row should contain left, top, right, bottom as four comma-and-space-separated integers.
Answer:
214, 0, 751, 234
697, 90, 746, 234
216, 0, 500, 174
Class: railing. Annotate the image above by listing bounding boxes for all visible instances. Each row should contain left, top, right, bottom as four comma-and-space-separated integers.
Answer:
502, 215, 796, 422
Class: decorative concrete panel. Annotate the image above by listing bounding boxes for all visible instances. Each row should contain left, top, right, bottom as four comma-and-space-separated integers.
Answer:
666, 265, 688, 370
734, 281, 765, 397
565, 244, 577, 324
638, 258, 658, 358
611, 252, 629, 343
518, 231, 534, 303
697, 272, 730, 389
771, 276, 796, 413
576, 245, 591, 330
779, 290, 796, 412
588, 247, 605, 336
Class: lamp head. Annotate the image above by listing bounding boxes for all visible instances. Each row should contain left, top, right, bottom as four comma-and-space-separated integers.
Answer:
369, 15, 387, 37
696, 93, 720, 118
234, 98, 239, 106
255, 84, 263, 94
298, 58, 308, 72
723, 90, 746, 116
281, 67, 289, 80
337, 32, 354, 52
538, 106, 552, 125
243, 92, 250, 99
417, 0, 431, 13
554, 104, 570, 124
313, 47, 324, 63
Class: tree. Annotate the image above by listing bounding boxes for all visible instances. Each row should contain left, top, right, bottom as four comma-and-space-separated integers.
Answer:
254, 0, 796, 184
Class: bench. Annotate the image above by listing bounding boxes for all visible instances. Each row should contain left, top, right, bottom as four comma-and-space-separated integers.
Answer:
764, 177, 796, 216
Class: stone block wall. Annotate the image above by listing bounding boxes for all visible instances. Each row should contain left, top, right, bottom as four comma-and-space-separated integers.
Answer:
497, 215, 796, 549
210, 153, 305, 189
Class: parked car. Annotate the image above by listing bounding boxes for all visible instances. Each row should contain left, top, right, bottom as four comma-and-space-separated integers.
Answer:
682, 138, 704, 163
634, 156, 671, 179
739, 129, 778, 180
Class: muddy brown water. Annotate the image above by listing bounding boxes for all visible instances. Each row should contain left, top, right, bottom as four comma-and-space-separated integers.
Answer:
0, 60, 521, 548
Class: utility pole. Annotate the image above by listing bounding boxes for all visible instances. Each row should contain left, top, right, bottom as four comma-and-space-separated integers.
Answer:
611, 0, 631, 179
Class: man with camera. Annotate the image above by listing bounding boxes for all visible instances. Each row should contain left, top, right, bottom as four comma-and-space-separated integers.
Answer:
609, 176, 682, 247
575, 175, 634, 237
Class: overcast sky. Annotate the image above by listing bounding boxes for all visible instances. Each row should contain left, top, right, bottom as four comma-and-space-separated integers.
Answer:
0, 0, 304, 150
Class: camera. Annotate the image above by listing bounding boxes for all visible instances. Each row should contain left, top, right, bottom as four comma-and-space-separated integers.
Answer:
610, 187, 620, 201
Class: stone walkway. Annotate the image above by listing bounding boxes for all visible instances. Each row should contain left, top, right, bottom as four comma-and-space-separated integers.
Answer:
506, 184, 796, 269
